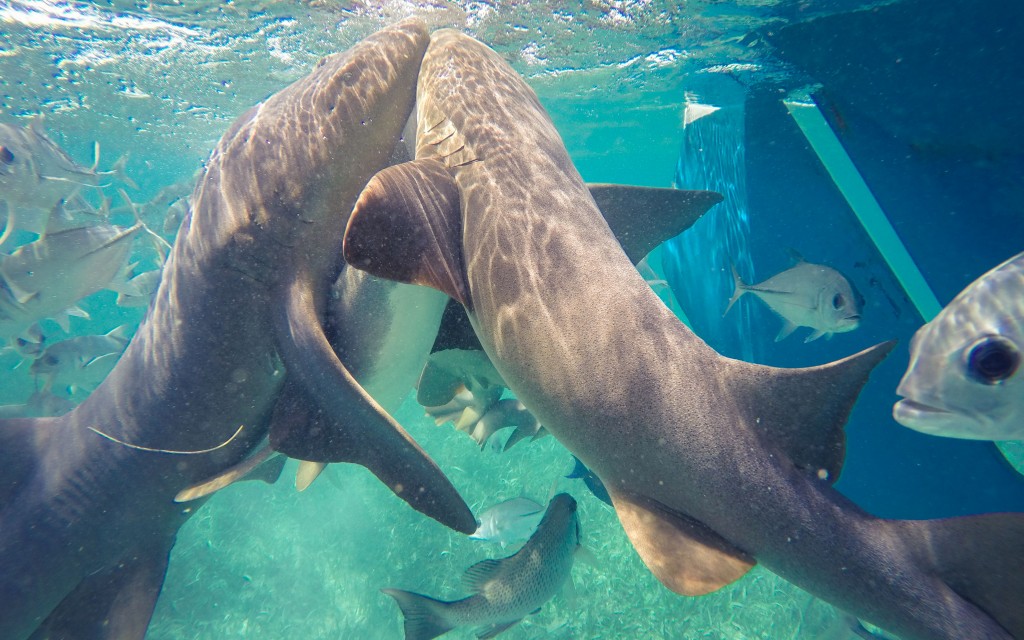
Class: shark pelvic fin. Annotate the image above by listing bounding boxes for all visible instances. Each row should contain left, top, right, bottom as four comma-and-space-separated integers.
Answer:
174, 445, 284, 503
730, 340, 896, 482
295, 460, 327, 491
586, 184, 723, 264
343, 157, 469, 307
610, 490, 754, 596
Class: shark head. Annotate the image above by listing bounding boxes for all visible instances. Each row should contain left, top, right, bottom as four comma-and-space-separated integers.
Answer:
183, 18, 430, 283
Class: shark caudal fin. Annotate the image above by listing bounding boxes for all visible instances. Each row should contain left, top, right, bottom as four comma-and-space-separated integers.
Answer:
381, 588, 457, 640
900, 513, 1024, 638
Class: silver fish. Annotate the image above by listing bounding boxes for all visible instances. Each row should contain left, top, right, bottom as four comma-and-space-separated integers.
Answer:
30, 324, 132, 394
0, 116, 133, 246
0, 223, 140, 341
726, 253, 863, 342
384, 493, 580, 640
894, 251, 1024, 440
470, 497, 545, 547
114, 266, 163, 307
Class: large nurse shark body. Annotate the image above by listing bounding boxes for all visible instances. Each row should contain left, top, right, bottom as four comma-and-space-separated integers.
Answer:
344, 29, 1024, 640
0, 19, 473, 640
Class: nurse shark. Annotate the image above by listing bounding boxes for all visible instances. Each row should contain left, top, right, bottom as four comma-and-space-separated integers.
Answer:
343, 29, 1024, 640
0, 19, 473, 640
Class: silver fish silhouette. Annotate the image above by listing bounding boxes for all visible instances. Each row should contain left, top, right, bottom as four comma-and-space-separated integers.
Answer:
726, 252, 862, 342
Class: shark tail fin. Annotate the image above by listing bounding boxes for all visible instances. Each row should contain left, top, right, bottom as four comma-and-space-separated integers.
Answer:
723, 263, 747, 317
901, 514, 1024, 638
381, 588, 457, 640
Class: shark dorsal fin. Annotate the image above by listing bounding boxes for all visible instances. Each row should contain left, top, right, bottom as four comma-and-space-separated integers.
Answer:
586, 185, 723, 264
344, 158, 468, 306
610, 490, 754, 595
730, 340, 896, 482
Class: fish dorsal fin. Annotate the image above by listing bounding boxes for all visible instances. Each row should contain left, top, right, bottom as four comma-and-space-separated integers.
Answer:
462, 558, 505, 593
786, 248, 806, 264
729, 340, 896, 482
344, 158, 469, 306
586, 185, 723, 264
417, 348, 506, 407
610, 490, 754, 595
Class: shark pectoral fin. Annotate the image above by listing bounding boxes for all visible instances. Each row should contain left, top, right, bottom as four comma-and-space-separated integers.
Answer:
609, 491, 754, 596
269, 378, 476, 534
173, 445, 281, 502
30, 542, 172, 640
586, 184, 724, 264
295, 460, 327, 491
734, 340, 896, 482
343, 157, 469, 306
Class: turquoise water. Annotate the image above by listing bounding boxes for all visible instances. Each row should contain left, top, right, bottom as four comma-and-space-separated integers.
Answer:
2, 1, 1022, 639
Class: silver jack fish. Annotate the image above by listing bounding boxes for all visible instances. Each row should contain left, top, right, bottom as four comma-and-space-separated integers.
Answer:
726, 252, 863, 342
0, 116, 134, 246
384, 493, 581, 640
894, 251, 1024, 440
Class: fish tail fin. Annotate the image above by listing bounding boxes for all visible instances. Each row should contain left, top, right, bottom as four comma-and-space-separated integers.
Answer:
90, 140, 101, 173
381, 588, 457, 640
723, 263, 746, 317
898, 514, 1024, 638
108, 152, 139, 190
0, 205, 14, 248
117, 187, 172, 264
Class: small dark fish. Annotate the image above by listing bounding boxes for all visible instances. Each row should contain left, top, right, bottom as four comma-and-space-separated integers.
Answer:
565, 456, 611, 506
384, 493, 581, 640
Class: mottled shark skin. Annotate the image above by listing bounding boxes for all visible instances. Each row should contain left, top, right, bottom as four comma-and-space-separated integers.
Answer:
0, 19, 473, 640
344, 29, 1024, 640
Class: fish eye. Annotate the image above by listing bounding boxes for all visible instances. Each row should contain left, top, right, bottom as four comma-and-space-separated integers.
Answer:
0, 146, 13, 164
964, 335, 1020, 385
832, 293, 845, 309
